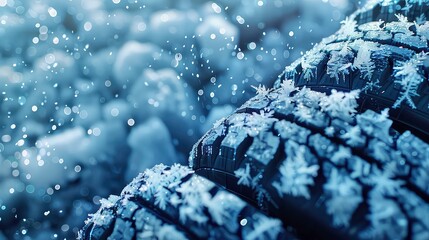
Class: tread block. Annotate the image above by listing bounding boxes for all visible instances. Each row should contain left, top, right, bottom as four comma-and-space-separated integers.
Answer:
394, 33, 428, 50
108, 219, 134, 240
201, 130, 225, 168
119, 202, 138, 220
246, 132, 280, 166
216, 130, 250, 171
274, 120, 311, 144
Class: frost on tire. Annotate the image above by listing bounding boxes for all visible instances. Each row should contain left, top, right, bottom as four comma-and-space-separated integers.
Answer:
191, 80, 429, 239
80, 164, 289, 239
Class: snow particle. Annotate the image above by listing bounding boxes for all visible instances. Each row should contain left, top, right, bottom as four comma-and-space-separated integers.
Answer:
84, 22, 93, 32
236, 16, 245, 25
64, 107, 72, 115
248, 42, 256, 50
112, 0, 121, 4
0, 0, 7, 7
45, 54, 56, 64
210, 33, 216, 40
105, 80, 111, 87
237, 52, 244, 60
211, 3, 222, 13
39, 26, 48, 34
31, 105, 38, 112
92, 128, 101, 136
61, 224, 69, 232
289, 31, 294, 37
1, 135, 11, 143
137, 22, 146, 31
258, 1, 264, 6
240, 218, 248, 226
48, 7, 57, 18
127, 118, 135, 126
175, 53, 182, 61
110, 108, 119, 117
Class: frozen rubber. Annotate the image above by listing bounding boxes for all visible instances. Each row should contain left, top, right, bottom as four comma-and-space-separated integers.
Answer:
80, 164, 291, 240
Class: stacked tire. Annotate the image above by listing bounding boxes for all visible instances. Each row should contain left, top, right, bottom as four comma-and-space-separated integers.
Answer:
81, 1, 429, 239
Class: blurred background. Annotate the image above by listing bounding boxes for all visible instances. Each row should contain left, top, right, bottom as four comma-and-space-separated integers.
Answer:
0, 0, 363, 239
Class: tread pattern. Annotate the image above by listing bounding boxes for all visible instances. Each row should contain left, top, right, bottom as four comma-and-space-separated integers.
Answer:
190, 83, 429, 239
80, 164, 292, 239
274, 0, 429, 139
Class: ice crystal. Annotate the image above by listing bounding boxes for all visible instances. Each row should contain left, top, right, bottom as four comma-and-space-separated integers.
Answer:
301, 50, 326, 81
338, 17, 358, 39
364, 196, 408, 239
251, 84, 271, 98
319, 89, 360, 121
341, 126, 366, 147
100, 195, 120, 209
245, 214, 283, 240
234, 163, 252, 187
85, 209, 114, 226
272, 141, 319, 199
349, 156, 371, 179
357, 109, 393, 144
415, 21, 429, 39
122, 164, 192, 212
362, 78, 381, 93
330, 146, 352, 166
353, 43, 377, 80
293, 103, 315, 123
396, 13, 409, 24
176, 176, 214, 225
385, 14, 414, 35
393, 52, 428, 109
358, 20, 385, 31
230, 111, 277, 137
154, 189, 170, 210
291, 89, 328, 127
205, 191, 246, 228
327, 42, 354, 83
324, 168, 363, 227
365, 167, 404, 196
84, 195, 120, 226
280, 79, 298, 97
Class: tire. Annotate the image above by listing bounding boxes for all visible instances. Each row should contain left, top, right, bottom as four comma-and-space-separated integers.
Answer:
274, 0, 429, 139
79, 164, 293, 240
190, 84, 429, 239
81, 1, 429, 239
